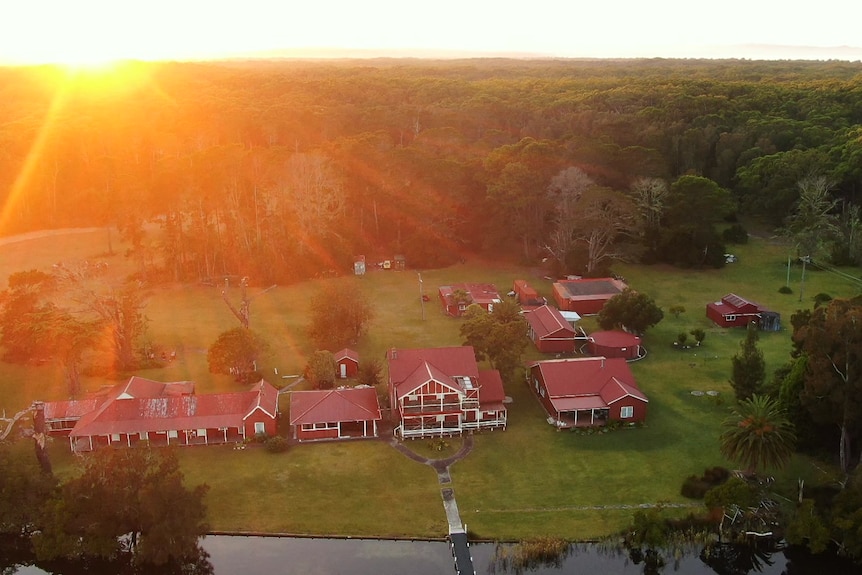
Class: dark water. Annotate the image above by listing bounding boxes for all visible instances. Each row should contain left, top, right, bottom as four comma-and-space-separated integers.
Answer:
4, 535, 859, 574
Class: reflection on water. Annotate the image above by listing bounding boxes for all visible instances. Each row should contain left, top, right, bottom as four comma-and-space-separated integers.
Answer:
4, 535, 861, 575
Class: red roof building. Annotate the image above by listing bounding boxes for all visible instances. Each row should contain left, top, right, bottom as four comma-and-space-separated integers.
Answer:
438, 283, 502, 317
334, 348, 360, 379
706, 294, 781, 331
289, 387, 381, 441
527, 357, 648, 428
387, 346, 507, 438
524, 304, 577, 353
587, 330, 642, 360
45, 378, 279, 452
552, 277, 627, 315
513, 279, 543, 307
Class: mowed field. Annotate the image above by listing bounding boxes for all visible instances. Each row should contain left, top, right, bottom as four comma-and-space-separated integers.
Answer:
1, 228, 859, 540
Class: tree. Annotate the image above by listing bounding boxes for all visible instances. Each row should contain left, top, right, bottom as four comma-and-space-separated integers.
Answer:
730, 322, 766, 401
597, 288, 663, 336
0, 445, 56, 536
719, 395, 796, 476
460, 300, 528, 383
76, 280, 147, 373
545, 167, 595, 269
783, 175, 839, 260
793, 297, 862, 474
307, 283, 374, 350
356, 359, 382, 387
207, 327, 269, 382
306, 350, 336, 390
0, 270, 57, 363
33, 447, 208, 566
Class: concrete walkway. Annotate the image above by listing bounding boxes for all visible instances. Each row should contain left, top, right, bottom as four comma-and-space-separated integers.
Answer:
390, 435, 476, 574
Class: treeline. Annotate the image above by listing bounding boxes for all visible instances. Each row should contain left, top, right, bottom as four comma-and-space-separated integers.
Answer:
1, 58, 861, 282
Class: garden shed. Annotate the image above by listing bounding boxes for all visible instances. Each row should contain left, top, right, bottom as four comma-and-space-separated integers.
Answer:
587, 330, 642, 360
552, 277, 627, 315
334, 348, 360, 379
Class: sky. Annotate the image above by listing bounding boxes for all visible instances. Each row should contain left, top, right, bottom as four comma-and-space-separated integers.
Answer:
1, 0, 861, 65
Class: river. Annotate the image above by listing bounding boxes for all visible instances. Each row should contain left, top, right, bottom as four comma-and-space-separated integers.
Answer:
4, 534, 859, 574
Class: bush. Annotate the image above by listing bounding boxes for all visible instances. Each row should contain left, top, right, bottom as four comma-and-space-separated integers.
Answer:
681, 475, 712, 499
778, 285, 793, 294
813, 292, 833, 308
722, 223, 749, 244
680, 466, 730, 499
264, 435, 289, 453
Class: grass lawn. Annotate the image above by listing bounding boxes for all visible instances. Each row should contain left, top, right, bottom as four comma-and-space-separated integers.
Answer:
2, 229, 858, 540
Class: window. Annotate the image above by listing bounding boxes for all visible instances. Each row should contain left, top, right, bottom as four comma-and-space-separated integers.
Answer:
254, 421, 266, 435
110, 433, 120, 442
725, 314, 737, 322
539, 387, 546, 398
168, 430, 178, 439
139, 432, 148, 440
620, 406, 634, 419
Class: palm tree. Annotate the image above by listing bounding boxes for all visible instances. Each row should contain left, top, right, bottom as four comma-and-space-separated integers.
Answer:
720, 395, 796, 476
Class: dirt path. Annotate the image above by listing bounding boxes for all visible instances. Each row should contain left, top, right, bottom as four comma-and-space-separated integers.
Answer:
0, 227, 104, 248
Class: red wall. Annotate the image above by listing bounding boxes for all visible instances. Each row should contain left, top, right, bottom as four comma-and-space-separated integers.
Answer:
588, 341, 639, 359
609, 399, 648, 423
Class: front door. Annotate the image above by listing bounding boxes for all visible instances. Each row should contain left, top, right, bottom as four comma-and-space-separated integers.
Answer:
340, 363, 347, 378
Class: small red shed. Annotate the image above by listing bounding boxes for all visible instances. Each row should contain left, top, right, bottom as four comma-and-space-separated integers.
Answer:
587, 330, 642, 360
706, 294, 780, 330
524, 304, 576, 353
334, 348, 360, 379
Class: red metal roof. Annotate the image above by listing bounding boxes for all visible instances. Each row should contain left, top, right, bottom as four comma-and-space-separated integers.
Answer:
113, 376, 195, 399
334, 348, 360, 363
289, 387, 381, 426
529, 357, 647, 413
707, 293, 766, 315
589, 330, 641, 347
43, 398, 101, 420
525, 305, 575, 339
69, 380, 278, 437
554, 278, 627, 299
439, 283, 502, 307
477, 369, 506, 407
388, 346, 480, 388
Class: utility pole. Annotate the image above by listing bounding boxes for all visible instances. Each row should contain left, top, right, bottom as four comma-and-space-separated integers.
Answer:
798, 255, 810, 303
418, 272, 425, 321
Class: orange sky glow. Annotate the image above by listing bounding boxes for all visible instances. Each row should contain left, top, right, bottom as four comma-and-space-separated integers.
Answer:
1, 0, 861, 67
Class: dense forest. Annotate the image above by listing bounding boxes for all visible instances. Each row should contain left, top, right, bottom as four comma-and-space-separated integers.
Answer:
1, 58, 862, 282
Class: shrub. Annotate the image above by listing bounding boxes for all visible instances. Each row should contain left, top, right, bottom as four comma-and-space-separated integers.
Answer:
778, 285, 793, 294
681, 475, 711, 499
813, 292, 833, 308
680, 466, 730, 499
722, 223, 749, 244
264, 435, 289, 453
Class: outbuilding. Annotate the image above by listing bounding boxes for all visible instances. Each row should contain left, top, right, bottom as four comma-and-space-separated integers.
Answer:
552, 277, 627, 315
706, 293, 780, 331
289, 387, 381, 441
524, 304, 577, 354
334, 348, 360, 379
587, 330, 642, 360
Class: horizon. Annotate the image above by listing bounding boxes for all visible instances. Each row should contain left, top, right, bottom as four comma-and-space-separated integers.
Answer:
1, 0, 861, 66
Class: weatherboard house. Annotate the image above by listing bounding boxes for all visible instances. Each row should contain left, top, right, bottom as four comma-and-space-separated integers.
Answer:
43, 376, 279, 452
387, 346, 507, 439
527, 357, 648, 428
438, 283, 502, 317
289, 387, 382, 441
706, 293, 781, 331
